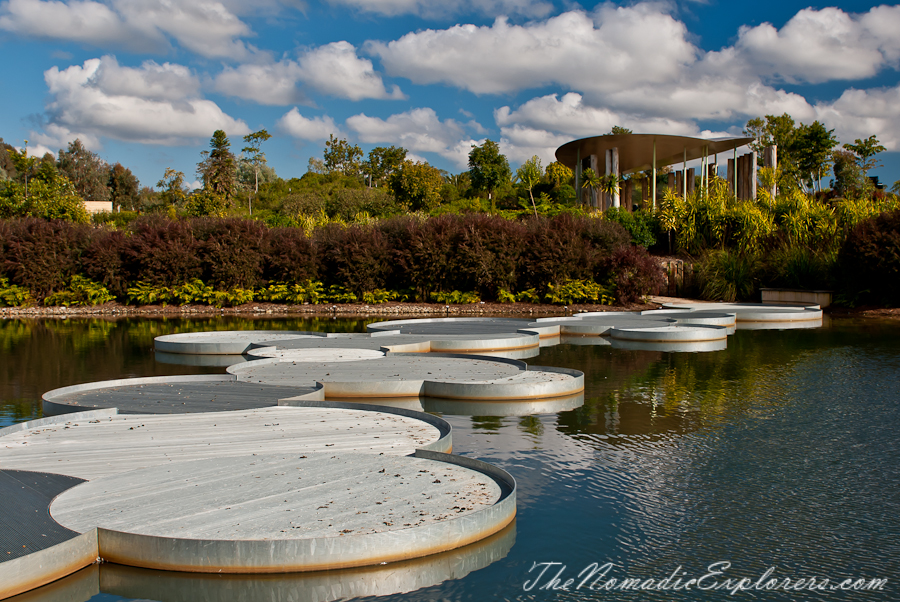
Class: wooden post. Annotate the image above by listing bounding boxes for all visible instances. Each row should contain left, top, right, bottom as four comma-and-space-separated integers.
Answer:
607, 147, 620, 208
750, 150, 758, 200
652, 139, 657, 211
764, 145, 777, 198
676, 171, 683, 197
667, 172, 675, 192
686, 169, 695, 195
622, 178, 633, 211
574, 147, 581, 205
727, 159, 735, 195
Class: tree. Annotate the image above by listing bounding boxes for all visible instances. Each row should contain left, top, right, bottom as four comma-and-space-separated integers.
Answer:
197, 130, 237, 202
580, 167, 600, 209
389, 160, 443, 212
57, 139, 110, 204
157, 167, 187, 207
241, 129, 271, 215
831, 150, 865, 199
545, 161, 573, 187
107, 163, 139, 211
793, 121, 837, 192
323, 134, 363, 177
609, 126, 633, 135
843, 135, 886, 178
364, 146, 407, 187
468, 140, 510, 210
514, 155, 542, 216
0, 145, 88, 222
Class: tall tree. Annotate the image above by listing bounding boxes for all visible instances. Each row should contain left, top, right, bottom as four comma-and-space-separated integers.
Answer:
792, 122, 837, 192
1, 145, 88, 222
580, 167, 600, 209
514, 155, 543, 216
157, 167, 187, 207
389, 160, 443, 212
197, 130, 237, 202
468, 140, 510, 210
57, 139, 110, 204
241, 129, 271, 215
323, 134, 363, 177
843, 135, 886, 179
364, 146, 407, 187
107, 163, 139, 211
609, 126, 633, 135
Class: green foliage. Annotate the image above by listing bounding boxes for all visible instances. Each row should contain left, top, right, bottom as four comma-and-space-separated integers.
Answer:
389, 160, 443, 212
156, 168, 187, 207
44, 275, 114, 306
259, 280, 325, 304
698, 250, 759, 302
326, 284, 358, 303
843, 135, 886, 177
544, 279, 613, 305
0, 148, 89, 222
604, 208, 659, 248
0, 277, 32, 306
430, 290, 481, 304
324, 135, 363, 177
545, 161, 572, 187
365, 146, 406, 186
514, 155, 543, 216
57, 139, 110, 204
197, 130, 237, 203
184, 190, 228, 217
127, 281, 173, 305
361, 289, 401, 304
468, 140, 510, 203
107, 163, 140, 211
498, 288, 539, 303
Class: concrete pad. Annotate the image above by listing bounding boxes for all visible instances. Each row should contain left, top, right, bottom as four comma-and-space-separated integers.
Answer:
0, 406, 446, 481
155, 331, 313, 355
661, 302, 823, 324
247, 347, 385, 362
529, 315, 675, 336
47, 451, 515, 573
608, 324, 728, 342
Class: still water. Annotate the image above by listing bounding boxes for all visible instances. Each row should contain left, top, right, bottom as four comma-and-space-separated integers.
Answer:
2, 315, 898, 601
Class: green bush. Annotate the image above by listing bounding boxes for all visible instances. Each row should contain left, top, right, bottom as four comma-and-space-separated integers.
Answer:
544, 279, 613, 305
430, 290, 481, 304
44, 275, 114, 306
698, 250, 759, 302
0, 277, 31, 306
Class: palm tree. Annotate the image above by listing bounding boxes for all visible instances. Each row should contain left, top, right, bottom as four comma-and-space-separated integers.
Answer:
600, 174, 621, 209
581, 168, 600, 209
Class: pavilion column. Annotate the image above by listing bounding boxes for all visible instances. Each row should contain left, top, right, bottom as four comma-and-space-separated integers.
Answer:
606, 147, 620, 208
764, 145, 777, 198
667, 173, 675, 193
686, 169, 695, 195
727, 159, 735, 195
750, 150, 758, 200
574, 148, 581, 205
641, 176, 649, 208
622, 178, 633, 211
676, 171, 683, 198
652, 140, 657, 211
590, 154, 601, 209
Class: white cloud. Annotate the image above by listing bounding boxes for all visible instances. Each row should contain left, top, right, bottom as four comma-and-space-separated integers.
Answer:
277, 108, 342, 141
734, 6, 900, 84
214, 41, 403, 105
345, 107, 480, 167
368, 6, 696, 95
0, 0, 253, 58
41, 56, 249, 146
327, 0, 552, 19
815, 85, 900, 151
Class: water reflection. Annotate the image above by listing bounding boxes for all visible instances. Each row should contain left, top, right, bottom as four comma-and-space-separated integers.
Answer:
10, 522, 515, 602
153, 350, 250, 367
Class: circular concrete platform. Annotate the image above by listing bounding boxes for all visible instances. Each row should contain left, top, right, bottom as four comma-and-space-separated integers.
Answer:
50, 451, 516, 573
608, 324, 728, 343
155, 331, 313, 355
247, 347, 385, 362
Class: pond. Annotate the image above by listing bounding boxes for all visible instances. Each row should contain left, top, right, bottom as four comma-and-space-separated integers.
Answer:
2, 315, 898, 602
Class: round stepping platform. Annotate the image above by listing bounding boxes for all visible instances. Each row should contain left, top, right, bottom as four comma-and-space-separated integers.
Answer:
155, 331, 312, 355
661, 302, 823, 324
530, 315, 674, 336
255, 332, 540, 355
1, 406, 450, 481
229, 355, 584, 400
609, 338, 728, 353
423, 392, 584, 416
42, 375, 316, 416
247, 348, 385, 362
154, 351, 251, 367
50, 451, 516, 573
608, 324, 728, 342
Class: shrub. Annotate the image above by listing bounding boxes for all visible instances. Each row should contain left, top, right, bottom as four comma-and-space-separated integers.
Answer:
315, 224, 390, 296
263, 227, 317, 284
3, 218, 92, 300
191, 218, 267, 290
604, 245, 667, 304
544, 279, 613, 305
604, 208, 660, 248
838, 209, 900, 305
697, 249, 759, 302
0, 277, 31, 306
44, 275, 114, 306
456, 214, 526, 297
519, 215, 599, 289
125, 216, 202, 287
430, 290, 481, 304
81, 229, 130, 297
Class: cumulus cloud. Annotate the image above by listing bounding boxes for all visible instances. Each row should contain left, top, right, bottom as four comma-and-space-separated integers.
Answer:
327, 0, 552, 19
345, 107, 481, 167
368, 6, 696, 95
277, 108, 342, 141
815, 85, 900, 151
734, 5, 900, 84
0, 0, 253, 58
41, 56, 249, 146
214, 41, 403, 104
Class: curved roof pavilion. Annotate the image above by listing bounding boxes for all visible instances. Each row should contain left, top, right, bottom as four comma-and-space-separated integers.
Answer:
555, 133, 755, 175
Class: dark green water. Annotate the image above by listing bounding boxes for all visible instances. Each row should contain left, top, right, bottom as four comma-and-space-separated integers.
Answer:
2, 316, 898, 601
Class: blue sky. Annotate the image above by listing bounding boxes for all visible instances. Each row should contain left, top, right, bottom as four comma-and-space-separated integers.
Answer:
1, 0, 898, 190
